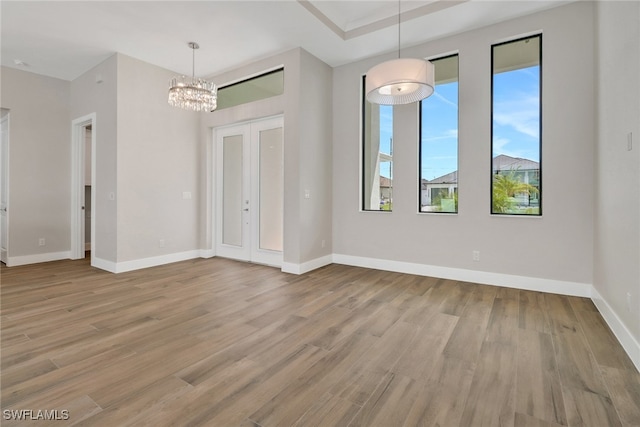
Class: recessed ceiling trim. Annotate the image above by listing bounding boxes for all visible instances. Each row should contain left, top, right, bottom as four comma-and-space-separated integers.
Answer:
297, 0, 346, 40
298, 0, 470, 41
347, 0, 470, 40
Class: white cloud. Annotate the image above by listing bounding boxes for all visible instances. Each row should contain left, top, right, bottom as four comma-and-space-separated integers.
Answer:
433, 91, 457, 108
423, 128, 458, 142
493, 137, 511, 153
493, 136, 537, 160
493, 94, 539, 139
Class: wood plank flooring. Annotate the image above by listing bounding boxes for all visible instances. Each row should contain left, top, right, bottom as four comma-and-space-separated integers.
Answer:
1, 257, 639, 426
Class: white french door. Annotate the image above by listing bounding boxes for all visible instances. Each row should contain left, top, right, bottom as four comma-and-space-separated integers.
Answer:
215, 116, 283, 267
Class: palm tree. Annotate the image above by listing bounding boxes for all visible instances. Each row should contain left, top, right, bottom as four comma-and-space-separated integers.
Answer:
492, 170, 539, 213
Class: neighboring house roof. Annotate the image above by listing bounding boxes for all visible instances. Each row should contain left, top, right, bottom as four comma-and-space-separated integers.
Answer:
422, 154, 539, 188
380, 177, 392, 188
492, 154, 539, 172
425, 170, 458, 185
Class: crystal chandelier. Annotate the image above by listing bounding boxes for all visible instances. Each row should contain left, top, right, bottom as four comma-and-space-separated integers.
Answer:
168, 42, 217, 112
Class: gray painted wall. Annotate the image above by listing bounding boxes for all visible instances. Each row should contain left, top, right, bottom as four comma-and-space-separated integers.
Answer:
116, 54, 200, 262
70, 55, 118, 263
298, 49, 333, 264
594, 1, 640, 354
0, 67, 71, 259
332, 2, 596, 284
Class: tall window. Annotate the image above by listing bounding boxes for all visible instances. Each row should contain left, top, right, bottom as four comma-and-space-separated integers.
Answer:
362, 76, 393, 211
492, 35, 542, 215
419, 54, 459, 213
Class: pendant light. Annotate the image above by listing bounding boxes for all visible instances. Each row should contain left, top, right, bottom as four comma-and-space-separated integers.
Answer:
365, 1, 434, 105
168, 42, 217, 112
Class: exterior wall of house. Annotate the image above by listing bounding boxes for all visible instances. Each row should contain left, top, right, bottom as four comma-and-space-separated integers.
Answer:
594, 0, 640, 362
0, 67, 71, 264
333, 2, 596, 284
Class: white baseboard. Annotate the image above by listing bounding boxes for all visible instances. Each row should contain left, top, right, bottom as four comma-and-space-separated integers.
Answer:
92, 256, 117, 273
113, 250, 202, 273
91, 250, 215, 273
332, 253, 592, 297
281, 254, 333, 275
7, 251, 71, 267
199, 249, 215, 259
591, 287, 640, 372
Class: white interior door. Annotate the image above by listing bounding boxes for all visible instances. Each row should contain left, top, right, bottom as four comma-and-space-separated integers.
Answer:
0, 112, 9, 264
215, 116, 283, 267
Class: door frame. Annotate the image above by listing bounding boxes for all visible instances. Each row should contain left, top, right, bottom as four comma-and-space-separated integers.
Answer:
0, 111, 9, 264
213, 115, 284, 267
71, 113, 96, 260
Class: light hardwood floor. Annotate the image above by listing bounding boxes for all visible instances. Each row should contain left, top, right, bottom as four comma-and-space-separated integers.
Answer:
1, 257, 639, 426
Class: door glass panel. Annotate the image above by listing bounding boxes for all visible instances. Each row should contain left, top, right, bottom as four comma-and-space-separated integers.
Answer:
222, 134, 243, 246
259, 127, 283, 251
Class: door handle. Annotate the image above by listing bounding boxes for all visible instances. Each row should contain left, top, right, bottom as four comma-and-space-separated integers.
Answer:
243, 208, 249, 211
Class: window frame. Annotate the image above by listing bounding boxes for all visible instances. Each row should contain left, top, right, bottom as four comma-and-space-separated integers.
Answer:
418, 53, 460, 214
216, 67, 284, 110
361, 74, 393, 212
490, 33, 543, 216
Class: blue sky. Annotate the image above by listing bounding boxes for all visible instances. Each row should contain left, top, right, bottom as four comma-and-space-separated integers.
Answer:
377, 65, 540, 180
492, 66, 540, 163
421, 81, 459, 180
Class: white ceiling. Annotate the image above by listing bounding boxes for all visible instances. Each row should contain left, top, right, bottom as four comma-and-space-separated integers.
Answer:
1, 0, 573, 82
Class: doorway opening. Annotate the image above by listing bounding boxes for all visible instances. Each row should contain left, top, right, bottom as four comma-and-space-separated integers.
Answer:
71, 114, 96, 261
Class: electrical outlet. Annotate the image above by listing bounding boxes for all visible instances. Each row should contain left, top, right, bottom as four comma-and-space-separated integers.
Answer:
472, 250, 480, 262
321, 239, 326, 248
627, 292, 633, 312
38, 238, 45, 246
628, 132, 633, 151
159, 239, 165, 248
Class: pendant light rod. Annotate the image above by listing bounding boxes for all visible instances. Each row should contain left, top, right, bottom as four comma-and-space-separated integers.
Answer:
397, 0, 401, 59
188, 42, 199, 80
